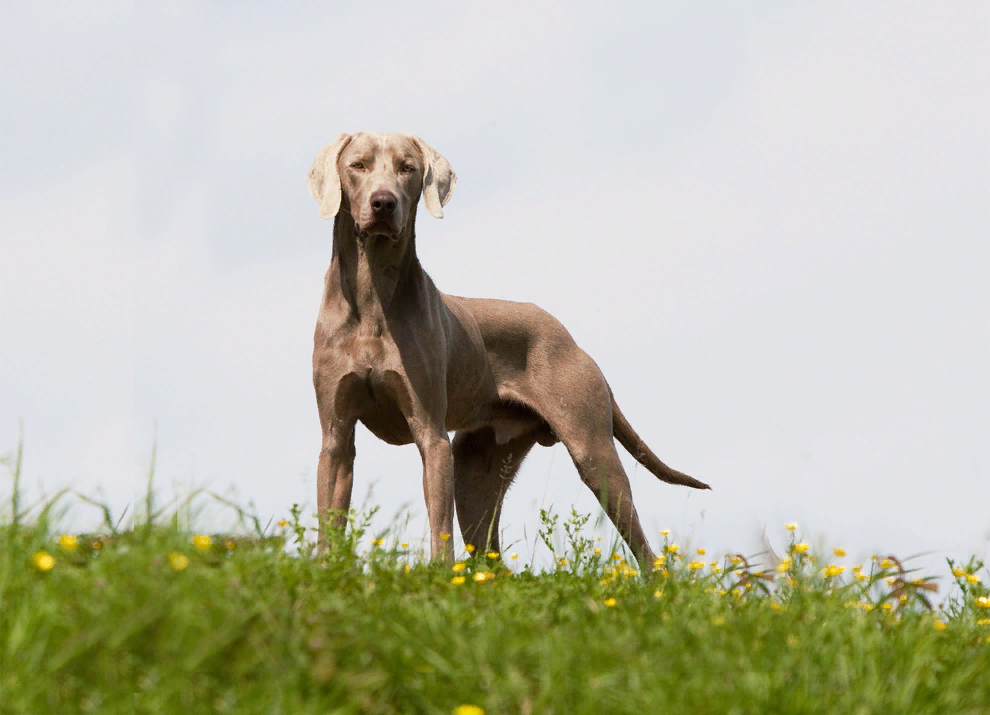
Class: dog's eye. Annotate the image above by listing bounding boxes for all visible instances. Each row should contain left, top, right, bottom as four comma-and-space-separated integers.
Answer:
400, 165, 416, 174
350, 162, 365, 170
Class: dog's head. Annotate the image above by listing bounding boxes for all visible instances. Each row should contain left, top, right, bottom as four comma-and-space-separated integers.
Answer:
307, 132, 456, 239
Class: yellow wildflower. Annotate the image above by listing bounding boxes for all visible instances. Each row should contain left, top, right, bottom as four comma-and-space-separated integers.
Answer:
712, 565, 722, 574
771, 602, 782, 611
487, 551, 499, 559
861, 603, 874, 612
193, 534, 212, 550
975, 596, 990, 609
934, 620, 947, 631
464, 544, 475, 553
776, 558, 792, 573
277, 519, 289, 528
654, 589, 663, 599
785, 522, 798, 532
473, 572, 490, 582
833, 548, 845, 558
689, 560, 705, 571
976, 618, 990, 626
371, 538, 385, 547
881, 603, 893, 611
792, 543, 809, 554
594, 548, 602, 555
168, 552, 189, 571
33, 551, 55, 571
666, 544, 679, 554
852, 565, 862, 572
613, 552, 623, 561
654, 555, 666, 568
824, 565, 845, 578
401, 542, 409, 548
58, 534, 78, 551
404, 564, 412, 573
880, 559, 893, 569
659, 529, 670, 537
966, 573, 981, 584
453, 705, 484, 715
952, 567, 967, 578
440, 534, 450, 541
696, 548, 706, 556
855, 572, 868, 580
452, 562, 466, 573
604, 597, 616, 607
451, 576, 465, 585
510, 553, 518, 560
729, 556, 741, 565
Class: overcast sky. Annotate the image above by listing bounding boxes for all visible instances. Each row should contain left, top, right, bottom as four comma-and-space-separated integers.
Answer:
2, 2, 987, 574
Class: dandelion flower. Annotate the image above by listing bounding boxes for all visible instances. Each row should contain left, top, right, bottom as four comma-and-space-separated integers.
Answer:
33, 551, 55, 571
452, 562, 466, 573
785, 522, 798, 532
464, 544, 475, 553
193, 534, 212, 550
168, 552, 189, 571
604, 597, 616, 607
451, 576, 465, 585
833, 548, 846, 558
58, 535, 78, 551
934, 620, 947, 631
453, 705, 484, 715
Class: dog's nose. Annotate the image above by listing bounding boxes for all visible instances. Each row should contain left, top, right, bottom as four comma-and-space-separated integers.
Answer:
370, 190, 397, 215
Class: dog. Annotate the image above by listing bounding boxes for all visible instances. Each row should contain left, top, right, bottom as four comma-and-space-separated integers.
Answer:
307, 132, 709, 569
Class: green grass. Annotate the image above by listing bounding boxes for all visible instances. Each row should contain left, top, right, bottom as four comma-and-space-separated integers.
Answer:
1, 444, 989, 714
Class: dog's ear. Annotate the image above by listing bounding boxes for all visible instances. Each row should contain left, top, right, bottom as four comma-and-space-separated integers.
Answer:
413, 136, 456, 219
307, 133, 352, 220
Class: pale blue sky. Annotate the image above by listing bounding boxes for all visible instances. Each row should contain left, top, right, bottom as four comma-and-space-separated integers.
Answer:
2, 2, 987, 572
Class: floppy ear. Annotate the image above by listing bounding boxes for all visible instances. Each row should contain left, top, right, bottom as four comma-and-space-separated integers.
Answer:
413, 136, 457, 218
307, 133, 352, 220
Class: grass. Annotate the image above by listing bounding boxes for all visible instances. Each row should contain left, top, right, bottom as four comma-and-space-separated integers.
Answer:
1, 443, 989, 714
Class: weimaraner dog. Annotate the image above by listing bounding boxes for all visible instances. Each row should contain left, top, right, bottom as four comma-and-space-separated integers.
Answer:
307, 132, 709, 569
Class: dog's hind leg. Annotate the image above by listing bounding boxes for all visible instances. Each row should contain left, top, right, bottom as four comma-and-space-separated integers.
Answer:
453, 427, 537, 553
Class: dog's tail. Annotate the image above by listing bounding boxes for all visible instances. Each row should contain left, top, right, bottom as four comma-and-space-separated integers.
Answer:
611, 392, 711, 490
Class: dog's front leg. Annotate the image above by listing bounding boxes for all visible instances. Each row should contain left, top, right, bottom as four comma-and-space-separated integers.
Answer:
317, 419, 356, 553
415, 428, 455, 562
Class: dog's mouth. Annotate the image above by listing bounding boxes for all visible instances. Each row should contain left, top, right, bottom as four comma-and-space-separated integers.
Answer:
355, 220, 399, 240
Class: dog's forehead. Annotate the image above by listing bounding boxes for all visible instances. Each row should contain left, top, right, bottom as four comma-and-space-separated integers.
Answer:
346, 133, 419, 161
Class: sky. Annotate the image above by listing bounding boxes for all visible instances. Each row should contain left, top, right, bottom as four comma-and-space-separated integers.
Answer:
1, 2, 988, 575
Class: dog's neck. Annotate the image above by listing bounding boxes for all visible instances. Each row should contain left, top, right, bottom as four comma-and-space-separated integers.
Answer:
329, 205, 420, 325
